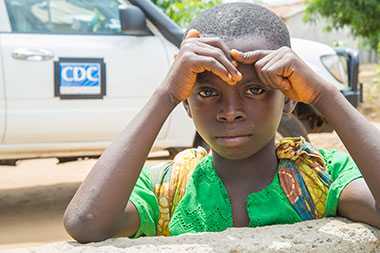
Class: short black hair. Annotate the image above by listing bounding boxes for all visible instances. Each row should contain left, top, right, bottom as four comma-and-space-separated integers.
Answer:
187, 2, 291, 49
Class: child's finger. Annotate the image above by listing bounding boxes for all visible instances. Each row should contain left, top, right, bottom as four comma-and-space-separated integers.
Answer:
193, 43, 242, 82
262, 48, 295, 89
194, 37, 232, 60
257, 47, 289, 72
187, 29, 201, 38
262, 58, 293, 90
193, 55, 235, 85
255, 50, 285, 88
230, 49, 273, 64
183, 37, 235, 64
185, 29, 201, 39
279, 77, 293, 99
180, 29, 201, 48
280, 77, 291, 91
256, 67, 275, 89
260, 65, 283, 90
248, 52, 277, 88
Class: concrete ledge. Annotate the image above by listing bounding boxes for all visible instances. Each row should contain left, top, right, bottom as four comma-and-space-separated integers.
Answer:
4, 218, 380, 253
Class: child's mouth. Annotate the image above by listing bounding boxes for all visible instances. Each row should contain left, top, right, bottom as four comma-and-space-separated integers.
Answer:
215, 134, 252, 147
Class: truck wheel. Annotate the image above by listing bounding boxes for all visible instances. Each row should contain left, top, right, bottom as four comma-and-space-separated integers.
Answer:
57, 156, 99, 163
0, 159, 17, 166
58, 157, 79, 163
278, 114, 309, 141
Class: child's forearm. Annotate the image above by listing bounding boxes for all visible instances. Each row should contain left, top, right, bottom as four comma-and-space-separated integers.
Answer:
64, 86, 179, 239
313, 84, 380, 207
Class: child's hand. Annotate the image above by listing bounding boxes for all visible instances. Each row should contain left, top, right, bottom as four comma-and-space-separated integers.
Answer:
231, 47, 328, 104
163, 29, 242, 103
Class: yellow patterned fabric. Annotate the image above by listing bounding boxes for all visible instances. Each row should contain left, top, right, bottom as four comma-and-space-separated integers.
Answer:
276, 137, 332, 219
151, 146, 208, 235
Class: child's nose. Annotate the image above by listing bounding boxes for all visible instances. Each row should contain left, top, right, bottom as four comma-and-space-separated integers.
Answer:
217, 110, 246, 122
216, 95, 246, 123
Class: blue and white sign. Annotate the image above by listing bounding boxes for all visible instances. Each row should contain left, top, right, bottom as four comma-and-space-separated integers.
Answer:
55, 58, 106, 99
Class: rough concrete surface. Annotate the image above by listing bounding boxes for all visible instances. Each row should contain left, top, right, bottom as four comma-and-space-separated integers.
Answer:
3, 218, 380, 253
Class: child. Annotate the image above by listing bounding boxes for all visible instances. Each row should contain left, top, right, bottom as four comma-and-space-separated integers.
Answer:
64, 3, 380, 242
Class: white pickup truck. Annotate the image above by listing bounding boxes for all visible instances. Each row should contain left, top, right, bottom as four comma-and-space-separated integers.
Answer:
0, 0, 362, 163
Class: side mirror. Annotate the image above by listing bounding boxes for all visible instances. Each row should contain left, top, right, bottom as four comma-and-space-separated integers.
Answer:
119, 5, 152, 36
335, 48, 363, 106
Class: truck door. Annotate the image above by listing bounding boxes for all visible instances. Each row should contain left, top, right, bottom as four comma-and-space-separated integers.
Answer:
1, 0, 170, 146
0, 37, 5, 143
0, 1, 8, 144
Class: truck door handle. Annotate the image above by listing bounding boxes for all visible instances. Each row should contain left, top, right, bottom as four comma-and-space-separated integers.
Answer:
12, 48, 54, 61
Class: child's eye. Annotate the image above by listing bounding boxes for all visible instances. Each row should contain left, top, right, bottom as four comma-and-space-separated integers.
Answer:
246, 87, 266, 96
198, 88, 218, 98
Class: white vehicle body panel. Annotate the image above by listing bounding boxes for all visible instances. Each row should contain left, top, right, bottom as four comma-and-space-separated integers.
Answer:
1, 34, 169, 145
291, 38, 345, 90
0, 1, 8, 144
0, 0, 10, 32
0, 37, 5, 143
148, 27, 196, 149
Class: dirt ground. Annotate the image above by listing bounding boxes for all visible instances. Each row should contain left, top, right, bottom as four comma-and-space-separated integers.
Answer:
0, 64, 379, 250
0, 156, 171, 250
358, 64, 380, 122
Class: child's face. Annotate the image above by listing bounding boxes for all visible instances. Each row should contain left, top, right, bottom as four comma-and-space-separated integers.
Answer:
186, 38, 286, 160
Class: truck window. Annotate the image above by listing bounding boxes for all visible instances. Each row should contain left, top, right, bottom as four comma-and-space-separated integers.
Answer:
5, 0, 124, 34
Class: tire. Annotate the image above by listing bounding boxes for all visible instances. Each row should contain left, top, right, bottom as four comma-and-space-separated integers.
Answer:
278, 114, 309, 141
58, 155, 100, 163
0, 159, 17, 166
58, 157, 79, 163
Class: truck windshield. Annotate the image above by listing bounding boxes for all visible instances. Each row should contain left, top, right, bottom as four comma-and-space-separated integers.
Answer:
5, 0, 125, 34
320, 54, 348, 85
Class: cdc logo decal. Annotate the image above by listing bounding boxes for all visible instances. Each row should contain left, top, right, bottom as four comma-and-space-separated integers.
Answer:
54, 58, 106, 99
61, 63, 100, 86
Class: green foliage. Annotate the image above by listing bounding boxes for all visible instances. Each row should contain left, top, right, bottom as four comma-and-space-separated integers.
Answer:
305, 0, 380, 50
152, 0, 222, 28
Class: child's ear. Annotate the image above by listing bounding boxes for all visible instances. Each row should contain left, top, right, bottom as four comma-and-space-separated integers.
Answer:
283, 97, 297, 114
182, 99, 192, 118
